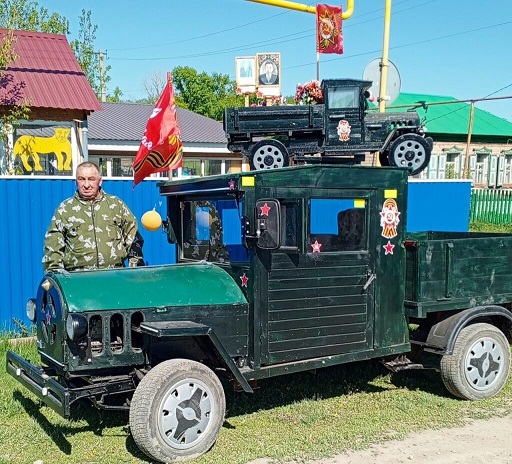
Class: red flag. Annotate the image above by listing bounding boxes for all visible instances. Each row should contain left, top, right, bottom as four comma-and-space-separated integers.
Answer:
316, 4, 343, 54
133, 72, 183, 187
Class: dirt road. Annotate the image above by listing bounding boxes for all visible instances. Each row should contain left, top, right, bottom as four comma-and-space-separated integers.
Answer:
315, 414, 512, 464
249, 414, 512, 464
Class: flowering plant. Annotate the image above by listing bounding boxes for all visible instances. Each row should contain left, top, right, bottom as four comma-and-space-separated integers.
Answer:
294, 80, 323, 105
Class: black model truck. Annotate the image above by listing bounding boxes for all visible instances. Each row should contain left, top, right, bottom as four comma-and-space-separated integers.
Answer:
224, 78, 433, 175
7, 164, 512, 463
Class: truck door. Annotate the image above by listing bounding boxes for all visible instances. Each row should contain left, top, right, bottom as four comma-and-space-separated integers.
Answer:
324, 85, 364, 149
259, 189, 376, 365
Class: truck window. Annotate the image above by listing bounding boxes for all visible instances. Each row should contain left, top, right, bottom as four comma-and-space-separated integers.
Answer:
309, 198, 366, 252
328, 88, 359, 109
181, 199, 250, 263
280, 201, 299, 249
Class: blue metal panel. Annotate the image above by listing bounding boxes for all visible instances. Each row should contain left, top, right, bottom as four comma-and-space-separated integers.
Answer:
407, 180, 471, 232
0, 178, 176, 330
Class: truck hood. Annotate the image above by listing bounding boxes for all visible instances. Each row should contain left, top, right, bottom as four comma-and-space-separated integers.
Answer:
47, 262, 247, 312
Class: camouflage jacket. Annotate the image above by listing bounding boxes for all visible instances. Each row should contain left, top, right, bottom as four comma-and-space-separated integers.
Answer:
42, 191, 139, 271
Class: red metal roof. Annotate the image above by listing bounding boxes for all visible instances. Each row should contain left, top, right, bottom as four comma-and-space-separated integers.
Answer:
0, 28, 102, 112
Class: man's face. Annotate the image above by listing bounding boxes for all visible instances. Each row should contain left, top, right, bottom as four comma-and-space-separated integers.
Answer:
76, 166, 102, 200
265, 63, 274, 74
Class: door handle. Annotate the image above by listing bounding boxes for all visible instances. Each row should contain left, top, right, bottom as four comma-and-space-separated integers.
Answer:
363, 273, 376, 290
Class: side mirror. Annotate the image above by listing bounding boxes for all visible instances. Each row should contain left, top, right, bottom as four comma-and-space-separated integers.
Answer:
255, 199, 281, 249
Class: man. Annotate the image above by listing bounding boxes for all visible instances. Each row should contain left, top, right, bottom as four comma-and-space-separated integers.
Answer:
42, 161, 144, 271
259, 60, 279, 85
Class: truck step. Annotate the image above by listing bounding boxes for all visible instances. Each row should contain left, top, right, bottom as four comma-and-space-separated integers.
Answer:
381, 355, 425, 372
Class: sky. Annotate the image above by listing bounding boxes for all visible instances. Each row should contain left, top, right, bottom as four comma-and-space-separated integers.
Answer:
38, 0, 512, 121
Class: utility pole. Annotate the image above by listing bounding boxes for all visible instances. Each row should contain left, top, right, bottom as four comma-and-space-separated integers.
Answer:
98, 50, 106, 103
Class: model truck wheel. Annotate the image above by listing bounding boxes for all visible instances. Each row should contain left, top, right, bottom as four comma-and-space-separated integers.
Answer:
129, 359, 226, 463
440, 323, 510, 400
250, 139, 289, 170
388, 133, 431, 175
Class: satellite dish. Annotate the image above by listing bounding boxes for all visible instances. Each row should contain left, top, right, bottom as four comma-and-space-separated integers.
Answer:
362, 58, 401, 105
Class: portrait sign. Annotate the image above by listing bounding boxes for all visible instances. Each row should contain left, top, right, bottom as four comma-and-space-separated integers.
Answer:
256, 52, 281, 97
235, 56, 256, 93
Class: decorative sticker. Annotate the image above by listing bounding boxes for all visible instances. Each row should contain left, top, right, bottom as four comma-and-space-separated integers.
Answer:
337, 120, 351, 141
380, 198, 400, 239
260, 202, 271, 216
240, 273, 249, 287
228, 179, 235, 190
383, 240, 395, 255
311, 240, 322, 253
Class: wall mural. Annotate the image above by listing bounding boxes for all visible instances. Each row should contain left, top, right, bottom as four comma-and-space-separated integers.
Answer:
14, 128, 72, 172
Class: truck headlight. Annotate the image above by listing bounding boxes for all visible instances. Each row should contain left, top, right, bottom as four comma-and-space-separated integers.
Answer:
66, 314, 88, 341
26, 299, 37, 322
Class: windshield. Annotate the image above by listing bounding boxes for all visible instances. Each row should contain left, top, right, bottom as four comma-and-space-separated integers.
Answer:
327, 88, 359, 109
181, 199, 250, 263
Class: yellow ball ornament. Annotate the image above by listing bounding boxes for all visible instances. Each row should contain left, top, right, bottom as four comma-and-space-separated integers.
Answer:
141, 209, 162, 231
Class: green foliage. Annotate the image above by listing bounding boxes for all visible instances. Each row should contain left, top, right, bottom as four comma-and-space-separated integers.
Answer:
70, 9, 109, 100
0, 0, 69, 33
469, 221, 512, 233
172, 66, 245, 121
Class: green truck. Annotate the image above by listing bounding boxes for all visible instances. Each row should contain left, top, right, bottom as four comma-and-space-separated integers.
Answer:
223, 78, 433, 175
7, 164, 512, 463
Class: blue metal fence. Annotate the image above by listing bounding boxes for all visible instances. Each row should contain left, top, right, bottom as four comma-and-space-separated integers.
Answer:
0, 177, 472, 330
0, 177, 176, 330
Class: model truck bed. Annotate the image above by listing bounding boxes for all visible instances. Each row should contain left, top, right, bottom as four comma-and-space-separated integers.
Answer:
224, 105, 325, 138
404, 231, 512, 317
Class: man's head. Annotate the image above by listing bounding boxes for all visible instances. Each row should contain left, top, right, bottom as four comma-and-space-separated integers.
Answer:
76, 161, 102, 200
264, 62, 274, 74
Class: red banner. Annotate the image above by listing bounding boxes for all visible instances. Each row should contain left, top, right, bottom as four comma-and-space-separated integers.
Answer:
133, 73, 183, 187
316, 4, 343, 54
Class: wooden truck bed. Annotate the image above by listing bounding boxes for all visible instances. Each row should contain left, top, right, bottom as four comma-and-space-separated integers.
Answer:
404, 231, 512, 318
223, 105, 325, 138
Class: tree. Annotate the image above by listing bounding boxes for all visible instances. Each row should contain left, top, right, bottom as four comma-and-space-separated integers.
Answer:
171, 66, 245, 121
70, 9, 110, 100
0, 0, 69, 33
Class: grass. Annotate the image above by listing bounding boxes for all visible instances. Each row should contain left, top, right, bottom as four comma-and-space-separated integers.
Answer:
2, 337, 511, 464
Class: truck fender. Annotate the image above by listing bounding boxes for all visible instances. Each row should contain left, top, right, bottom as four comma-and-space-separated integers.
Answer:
140, 320, 253, 393
425, 305, 512, 355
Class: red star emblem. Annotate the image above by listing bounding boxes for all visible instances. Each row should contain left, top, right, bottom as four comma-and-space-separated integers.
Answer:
228, 179, 235, 190
240, 273, 249, 287
311, 240, 322, 253
383, 240, 395, 255
260, 203, 271, 216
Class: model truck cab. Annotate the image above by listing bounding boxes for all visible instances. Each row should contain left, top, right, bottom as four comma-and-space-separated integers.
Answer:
7, 165, 512, 463
224, 78, 433, 175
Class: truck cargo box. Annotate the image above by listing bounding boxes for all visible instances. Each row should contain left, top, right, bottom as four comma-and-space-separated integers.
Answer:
404, 231, 512, 317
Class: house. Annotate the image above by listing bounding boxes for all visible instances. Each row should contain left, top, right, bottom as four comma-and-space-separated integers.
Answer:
86, 102, 244, 179
0, 28, 101, 174
381, 93, 512, 187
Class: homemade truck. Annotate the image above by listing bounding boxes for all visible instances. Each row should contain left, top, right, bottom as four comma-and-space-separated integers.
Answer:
7, 164, 512, 463
224, 78, 433, 175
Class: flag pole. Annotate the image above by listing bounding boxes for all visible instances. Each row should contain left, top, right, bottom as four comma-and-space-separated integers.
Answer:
316, 52, 320, 81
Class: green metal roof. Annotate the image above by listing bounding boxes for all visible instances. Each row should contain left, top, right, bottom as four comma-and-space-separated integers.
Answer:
379, 93, 512, 141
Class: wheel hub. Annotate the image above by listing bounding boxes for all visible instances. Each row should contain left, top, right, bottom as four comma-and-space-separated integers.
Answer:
464, 338, 504, 390
158, 379, 213, 449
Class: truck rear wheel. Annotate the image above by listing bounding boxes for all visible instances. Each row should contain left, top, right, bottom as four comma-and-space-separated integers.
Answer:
129, 359, 226, 463
440, 323, 510, 400
388, 133, 431, 175
250, 139, 289, 170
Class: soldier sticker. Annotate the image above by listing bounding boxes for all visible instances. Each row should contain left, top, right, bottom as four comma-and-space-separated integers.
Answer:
380, 198, 400, 239
337, 120, 351, 141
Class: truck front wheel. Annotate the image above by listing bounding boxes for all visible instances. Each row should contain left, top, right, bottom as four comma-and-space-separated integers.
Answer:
388, 133, 431, 175
440, 323, 510, 400
250, 139, 289, 170
129, 359, 226, 463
